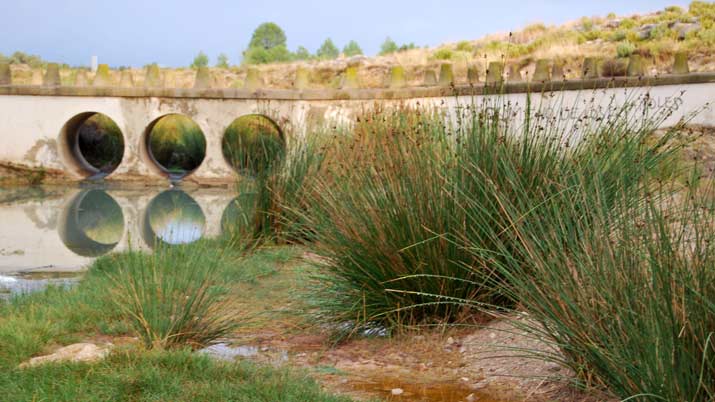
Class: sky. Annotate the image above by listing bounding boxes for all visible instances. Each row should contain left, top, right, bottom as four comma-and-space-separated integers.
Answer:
0, 0, 693, 67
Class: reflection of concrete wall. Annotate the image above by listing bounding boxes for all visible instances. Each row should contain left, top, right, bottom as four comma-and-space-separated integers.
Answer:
1, 76, 714, 184
0, 187, 235, 273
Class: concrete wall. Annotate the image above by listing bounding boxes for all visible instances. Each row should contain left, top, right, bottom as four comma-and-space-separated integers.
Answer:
1, 74, 714, 185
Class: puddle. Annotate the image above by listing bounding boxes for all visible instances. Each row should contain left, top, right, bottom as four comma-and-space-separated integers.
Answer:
198, 343, 289, 365
0, 184, 238, 294
0, 272, 80, 299
348, 376, 507, 402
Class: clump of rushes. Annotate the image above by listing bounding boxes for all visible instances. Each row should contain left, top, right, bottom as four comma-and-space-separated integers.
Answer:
474, 176, 715, 401
301, 92, 687, 332
92, 244, 237, 350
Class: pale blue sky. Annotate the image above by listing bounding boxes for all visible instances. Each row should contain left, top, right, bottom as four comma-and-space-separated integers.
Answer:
0, 0, 692, 67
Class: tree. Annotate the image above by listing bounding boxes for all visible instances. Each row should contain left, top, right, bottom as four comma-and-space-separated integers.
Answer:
316, 38, 339, 60
342, 40, 363, 57
191, 51, 209, 68
216, 53, 229, 68
249, 22, 287, 50
293, 46, 312, 61
243, 45, 292, 64
379, 37, 399, 55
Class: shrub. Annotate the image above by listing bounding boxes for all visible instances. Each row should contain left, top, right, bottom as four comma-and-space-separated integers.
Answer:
302, 92, 682, 334
455, 40, 474, 52
379, 37, 399, 55
316, 38, 339, 60
616, 40, 636, 58
216, 53, 229, 68
243, 45, 292, 64
474, 175, 715, 401
191, 51, 209, 69
94, 245, 237, 350
432, 48, 454, 60
342, 40, 363, 57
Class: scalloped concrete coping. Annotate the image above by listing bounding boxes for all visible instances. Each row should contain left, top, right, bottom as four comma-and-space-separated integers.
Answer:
0, 73, 713, 101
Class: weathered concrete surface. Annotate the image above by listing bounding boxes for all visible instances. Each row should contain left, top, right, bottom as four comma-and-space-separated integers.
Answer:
0, 74, 714, 184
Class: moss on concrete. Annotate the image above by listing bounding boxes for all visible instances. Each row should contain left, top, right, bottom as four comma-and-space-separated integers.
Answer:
244, 67, 261, 90
486, 62, 504, 83
43, 63, 61, 87
294, 66, 309, 89
194, 66, 212, 89
341, 65, 359, 89
93, 64, 112, 87
438, 63, 454, 86
389, 66, 406, 88
144, 64, 162, 88
673, 51, 690, 74
533, 59, 551, 82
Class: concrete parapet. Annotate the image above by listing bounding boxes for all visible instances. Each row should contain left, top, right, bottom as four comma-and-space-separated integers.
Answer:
74, 70, 89, 86
341, 65, 359, 89
486, 62, 504, 84
533, 59, 551, 82
43, 63, 61, 86
244, 67, 261, 90
0, 63, 10, 85
508, 64, 523, 82
93, 64, 111, 87
582, 57, 601, 79
119, 70, 134, 88
194, 66, 212, 89
144, 64, 162, 88
673, 51, 690, 75
389, 66, 406, 88
552, 61, 565, 80
627, 55, 645, 77
467, 64, 480, 84
423, 69, 437, 86
438, 63, 454, 86
294, 66, 309, 89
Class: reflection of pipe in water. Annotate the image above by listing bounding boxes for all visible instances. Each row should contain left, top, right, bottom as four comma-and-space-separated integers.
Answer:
220, 192, 257, 240
142, 189, 206, 248
58, 189, 125, 257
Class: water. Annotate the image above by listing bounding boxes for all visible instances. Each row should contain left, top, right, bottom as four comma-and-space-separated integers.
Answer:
0, 184, 241, 295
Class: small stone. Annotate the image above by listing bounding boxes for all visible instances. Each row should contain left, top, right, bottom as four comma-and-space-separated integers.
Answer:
489, 333, 496, 339
460, 377, 470, 382
19, 343, 110, 368
391, 388, 404, 395
446, 337, 455, 345
466, 393, 477, 402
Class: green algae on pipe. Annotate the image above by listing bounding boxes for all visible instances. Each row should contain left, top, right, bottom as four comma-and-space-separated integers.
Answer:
341, 65, 359, 89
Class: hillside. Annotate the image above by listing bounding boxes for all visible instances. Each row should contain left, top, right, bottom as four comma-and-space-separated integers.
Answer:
5, 1, 715, 89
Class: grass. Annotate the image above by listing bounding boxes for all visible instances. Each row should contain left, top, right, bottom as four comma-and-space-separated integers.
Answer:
294, 93, 684, 332
0, 349, 353, 402
0, 241, 354, 401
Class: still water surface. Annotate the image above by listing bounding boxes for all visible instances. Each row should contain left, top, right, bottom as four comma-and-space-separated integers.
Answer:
0, 185, 241, 296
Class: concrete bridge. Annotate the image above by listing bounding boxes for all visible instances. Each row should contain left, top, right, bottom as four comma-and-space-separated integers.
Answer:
1, 67, 715, 185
